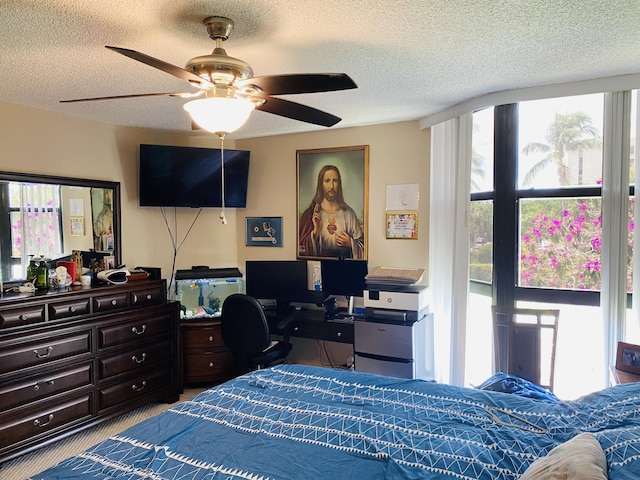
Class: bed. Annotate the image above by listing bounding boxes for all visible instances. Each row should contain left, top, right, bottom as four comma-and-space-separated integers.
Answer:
31, 364, 640, 479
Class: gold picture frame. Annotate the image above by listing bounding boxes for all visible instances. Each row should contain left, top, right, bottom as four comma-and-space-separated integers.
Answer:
70, 216, 85, 236
296, 145, 369, 260
386, 211, 418, 239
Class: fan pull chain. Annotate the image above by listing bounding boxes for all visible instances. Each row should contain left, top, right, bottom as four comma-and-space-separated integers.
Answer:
218, 133, 227, 224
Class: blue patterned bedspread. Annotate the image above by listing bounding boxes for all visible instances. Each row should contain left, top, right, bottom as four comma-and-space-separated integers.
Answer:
31, 364, 640, 479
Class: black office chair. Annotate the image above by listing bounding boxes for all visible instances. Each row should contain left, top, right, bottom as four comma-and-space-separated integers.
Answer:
221, 293, 294, 374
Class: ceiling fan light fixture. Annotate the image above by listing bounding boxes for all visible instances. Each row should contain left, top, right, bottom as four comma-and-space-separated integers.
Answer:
183, 97, 255, 134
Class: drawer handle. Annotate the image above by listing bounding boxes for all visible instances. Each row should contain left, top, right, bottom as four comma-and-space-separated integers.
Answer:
132, 381, 147, 392
33, 346, 53, 358
19, 314, 28, 321
146, 294, 152, 300
337, 332, 342, 337
33, 380, 55, 391
68, 306, 76, 313
208, 336, 214, 342
132, 353, 147, 364
111, 299, 117, 306
132, 325, 147, 335
209, 362, 214, 368
34, 414, 54, 428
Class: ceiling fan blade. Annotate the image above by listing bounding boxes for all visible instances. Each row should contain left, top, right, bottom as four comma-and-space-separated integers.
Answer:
239, 73, 357, 95
60, 92, 192, 103
256, 96, 341, 127
105, 46, 214, 89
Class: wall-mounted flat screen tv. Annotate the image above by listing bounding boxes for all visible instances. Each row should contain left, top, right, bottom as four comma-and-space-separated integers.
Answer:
139, 144, 250, 207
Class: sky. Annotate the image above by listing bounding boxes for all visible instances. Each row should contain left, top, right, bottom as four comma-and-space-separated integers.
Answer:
469, 92, 638, 192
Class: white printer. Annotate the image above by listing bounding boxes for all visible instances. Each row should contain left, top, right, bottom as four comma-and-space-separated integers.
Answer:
363, 284, 429, 322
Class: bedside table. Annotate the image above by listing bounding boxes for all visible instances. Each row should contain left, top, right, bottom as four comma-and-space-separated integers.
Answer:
610, 365, 640, 385
181, 320, 235, 385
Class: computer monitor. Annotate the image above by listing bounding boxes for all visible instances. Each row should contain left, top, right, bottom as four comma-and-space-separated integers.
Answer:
320, 259, 368, 314
245, 260, 310, 311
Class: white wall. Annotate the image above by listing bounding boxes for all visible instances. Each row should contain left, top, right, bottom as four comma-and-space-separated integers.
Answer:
1, 101, 430, 283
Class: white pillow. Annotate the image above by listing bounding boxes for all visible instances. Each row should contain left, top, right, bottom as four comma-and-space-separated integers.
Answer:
520, 433, 607, 480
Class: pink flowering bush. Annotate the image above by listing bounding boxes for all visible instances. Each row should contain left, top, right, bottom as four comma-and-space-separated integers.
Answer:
519, 198, 633, 291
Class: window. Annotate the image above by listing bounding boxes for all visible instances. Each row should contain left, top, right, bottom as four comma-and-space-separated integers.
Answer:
465, 93, 637, 398
518, 95, 605, 293
466, 108, 495, 383
469, 107, 494, 286
4, 182, 63, 280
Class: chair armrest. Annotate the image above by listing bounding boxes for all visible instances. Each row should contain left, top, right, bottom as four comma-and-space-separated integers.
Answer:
274, 313, 296, 342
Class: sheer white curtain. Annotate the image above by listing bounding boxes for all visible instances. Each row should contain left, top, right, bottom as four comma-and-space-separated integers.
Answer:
429, 114, 472, 385
601, 92, 631, 375
15, 182, 62, 269
634, 92, 640, 342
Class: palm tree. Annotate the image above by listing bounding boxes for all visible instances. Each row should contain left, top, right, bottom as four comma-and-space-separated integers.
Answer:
471, 149, 486, 191
521, 112, 601, 187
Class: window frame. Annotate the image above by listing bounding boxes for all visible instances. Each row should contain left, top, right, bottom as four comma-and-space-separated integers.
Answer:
472, 103, 633, 308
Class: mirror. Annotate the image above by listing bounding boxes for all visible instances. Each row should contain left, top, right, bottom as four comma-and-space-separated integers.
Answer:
0, 171, 121, 284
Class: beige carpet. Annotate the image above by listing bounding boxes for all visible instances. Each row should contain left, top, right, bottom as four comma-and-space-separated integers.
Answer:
1, 388, 206, 480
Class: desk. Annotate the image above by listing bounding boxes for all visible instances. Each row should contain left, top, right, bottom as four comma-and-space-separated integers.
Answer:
266, 309, 354, 344
610, 365, 640, 385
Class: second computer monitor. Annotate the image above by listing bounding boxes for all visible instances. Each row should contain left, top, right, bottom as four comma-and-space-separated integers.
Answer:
320, 259, 368, 299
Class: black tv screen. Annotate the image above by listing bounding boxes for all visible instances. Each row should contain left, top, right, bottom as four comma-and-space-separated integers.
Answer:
139, 144, 250, 207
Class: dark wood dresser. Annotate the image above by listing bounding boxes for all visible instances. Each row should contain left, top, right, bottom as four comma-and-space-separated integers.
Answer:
0, 279, 181, 464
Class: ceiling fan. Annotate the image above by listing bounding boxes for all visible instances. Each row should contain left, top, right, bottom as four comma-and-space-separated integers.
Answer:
61, 16, 357, 134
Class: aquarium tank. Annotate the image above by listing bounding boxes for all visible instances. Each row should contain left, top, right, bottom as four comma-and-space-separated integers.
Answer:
175, 267, 243, 320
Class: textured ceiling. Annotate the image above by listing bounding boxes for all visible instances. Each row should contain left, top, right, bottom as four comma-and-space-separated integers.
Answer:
2, 0, 640, 139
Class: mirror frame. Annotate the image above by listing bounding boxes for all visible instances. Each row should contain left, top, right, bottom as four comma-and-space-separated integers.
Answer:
0, 171, 121, 284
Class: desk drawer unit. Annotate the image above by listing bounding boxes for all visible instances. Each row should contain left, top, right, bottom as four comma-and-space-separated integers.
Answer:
354, 314, 432, 380
292, 317, 354, 344
181, 320, 234, 385
182, 325, 225, 348
184, 351, 235, 381
355, 321, 414, 359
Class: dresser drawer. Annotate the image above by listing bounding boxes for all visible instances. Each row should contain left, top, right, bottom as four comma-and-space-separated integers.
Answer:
48, 298, 91, 320
98, 340, 172, 380
0, 395, 92, 449
130, 287, 163, 307
0, 363, 92, 412
0, 304, 45, 328
0, 332, 91, 375
184, 351, 234, 379
183, 324, 225, 348
93, 292, 129, 313
98, 368, 172, 411
99, 315, 172, 349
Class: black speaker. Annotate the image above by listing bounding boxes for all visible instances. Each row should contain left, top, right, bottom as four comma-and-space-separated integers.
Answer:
135, 266, 161, 280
